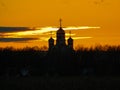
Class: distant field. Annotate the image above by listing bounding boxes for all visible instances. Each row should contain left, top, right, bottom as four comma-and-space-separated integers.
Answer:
0, 76, 120, 90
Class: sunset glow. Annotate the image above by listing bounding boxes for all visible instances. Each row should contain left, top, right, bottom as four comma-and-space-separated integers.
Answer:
0, 0, 120, 48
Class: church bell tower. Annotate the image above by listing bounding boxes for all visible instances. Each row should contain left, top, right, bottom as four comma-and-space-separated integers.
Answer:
56, 19, 66, 47
67, 31, 73, 49
48, 31, 54, 50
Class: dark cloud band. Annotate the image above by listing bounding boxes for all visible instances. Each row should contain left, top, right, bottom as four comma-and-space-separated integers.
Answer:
0, 27, 31, 33
0, 38, 38, 42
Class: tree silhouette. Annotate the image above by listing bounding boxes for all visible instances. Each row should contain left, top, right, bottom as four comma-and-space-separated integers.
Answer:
0, 45, 120, 77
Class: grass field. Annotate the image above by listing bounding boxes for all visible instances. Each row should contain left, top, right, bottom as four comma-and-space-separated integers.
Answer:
0, 76, 120, 90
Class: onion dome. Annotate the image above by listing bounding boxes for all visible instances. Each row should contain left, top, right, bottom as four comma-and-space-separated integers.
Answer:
57, 27, 65, 34
68, 37, 73, 42
49, 37, 54, 42
57, 18, 65, 34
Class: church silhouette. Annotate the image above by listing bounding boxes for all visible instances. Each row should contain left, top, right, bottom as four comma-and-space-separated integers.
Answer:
48, 19, 74, 51
46, 19, 76, 75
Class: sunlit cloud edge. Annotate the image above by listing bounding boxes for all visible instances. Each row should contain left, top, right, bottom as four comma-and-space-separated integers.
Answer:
2, 26, 100, 37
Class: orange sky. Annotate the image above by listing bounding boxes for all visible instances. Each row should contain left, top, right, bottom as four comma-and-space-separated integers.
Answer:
0, 0, 120, 48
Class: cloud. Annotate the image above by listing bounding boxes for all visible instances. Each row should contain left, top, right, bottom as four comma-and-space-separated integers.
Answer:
0, 27, 31, 33
72, 36, 92, 40
0, 26, 100, 42
28, 26, 100, 35
63, 26, 100, 30
0, 38, 38, 42
0, 26, 100, 38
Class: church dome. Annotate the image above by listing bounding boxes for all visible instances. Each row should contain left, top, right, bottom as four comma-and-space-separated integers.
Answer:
57, 27, 65, 34
68, 37, 73, 41
49, 37, 54, 42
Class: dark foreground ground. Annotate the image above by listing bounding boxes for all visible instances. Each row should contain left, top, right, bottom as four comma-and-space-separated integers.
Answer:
0, 76, 120, 90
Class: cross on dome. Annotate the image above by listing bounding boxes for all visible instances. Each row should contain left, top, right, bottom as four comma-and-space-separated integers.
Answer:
69, 31, 71, 37
59, 18, 62, 28
50, 31, 52, 37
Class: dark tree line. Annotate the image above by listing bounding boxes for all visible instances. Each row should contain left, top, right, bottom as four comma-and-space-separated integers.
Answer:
76, 45, 120, 76
0, 45, 120, 77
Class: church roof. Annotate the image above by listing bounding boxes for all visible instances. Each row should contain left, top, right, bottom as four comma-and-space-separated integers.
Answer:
57, 19, 65, 34
57, 27, 65, 34
49, 37, 54, 41
68, 37, 73, 41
